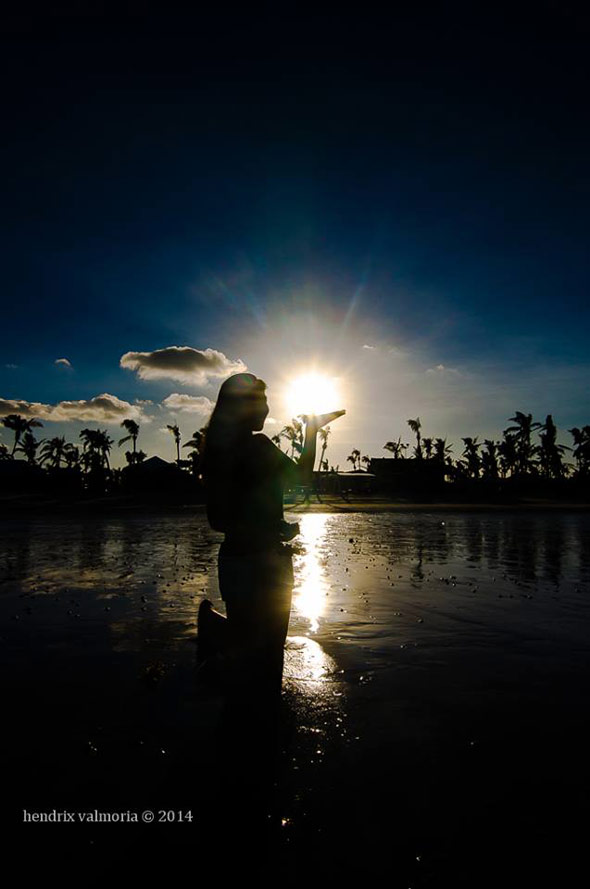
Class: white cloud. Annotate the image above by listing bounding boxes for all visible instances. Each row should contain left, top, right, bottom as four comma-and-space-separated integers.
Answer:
387, 345, 410, 360
5, 363, 18, 369
0, 393, 147, 423
120, 346, 247, 386
161, 393, 215, 414
426, 363, 461, 375
55, 358, 72, 368
362, 344, 376, 350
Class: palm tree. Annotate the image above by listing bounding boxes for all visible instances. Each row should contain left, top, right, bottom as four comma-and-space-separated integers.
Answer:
568, 426, 590, 476
422, 437, 433, 459
280, 420, 304, 460
39, 436, 69, 470
497, 433, 518, 478
292, 419, 304, 457
407, 417, 422, 459
319, 426, 331, 469
79, 428, 113, 472
538, 415, 570, 479
383, 437, 408, 458
2, 414, 44, 456
433, 438, 453, 466
271, 433, 283, 450
0, 443, 10, 460
166, 423, 181, 465
78, 428, 112, 494
122, 448, 147, 467
96, 430, 114, 471
79, 430, 102, 489
79, 447, 96, 475
63, 443, 80, 469
361, 455, 371, 471
347, 448, 361, 471
481, 439, 499, 480
503, 411, 542, 476
123, 450, 139, 466
432, 438, 454, 482
118, 419, 140, 458
460, 437, 481, 479
183, 425, 208, 477
184, 427, 206, 453
14, 430, 43, 465
279, 425, 296, 458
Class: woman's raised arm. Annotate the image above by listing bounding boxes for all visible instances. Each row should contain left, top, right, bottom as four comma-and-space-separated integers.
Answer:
282, 410, 345, 486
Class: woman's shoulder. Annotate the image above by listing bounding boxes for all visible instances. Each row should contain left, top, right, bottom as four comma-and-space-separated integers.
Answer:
250, 434, 295, 471
250, 433, 276, 449
249, 433, 279, 461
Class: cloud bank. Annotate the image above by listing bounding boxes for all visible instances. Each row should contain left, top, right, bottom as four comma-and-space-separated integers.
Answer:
120, 346, 247, 386
0, 393, 148, 423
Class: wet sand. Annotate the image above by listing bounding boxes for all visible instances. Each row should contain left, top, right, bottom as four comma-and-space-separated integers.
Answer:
2, 491, 590, 515
2, 509, 590, 883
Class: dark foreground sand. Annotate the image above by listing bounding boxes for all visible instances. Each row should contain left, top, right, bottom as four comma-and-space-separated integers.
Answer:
2, 509, 590, 884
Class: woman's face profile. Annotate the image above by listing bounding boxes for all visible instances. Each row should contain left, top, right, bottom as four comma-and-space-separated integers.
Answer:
236, 391, 269, 432
251, 393, 269, 431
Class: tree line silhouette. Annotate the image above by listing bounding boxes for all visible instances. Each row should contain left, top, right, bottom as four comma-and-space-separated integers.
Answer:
1, 409, 589, 501
353, 413, 590, 481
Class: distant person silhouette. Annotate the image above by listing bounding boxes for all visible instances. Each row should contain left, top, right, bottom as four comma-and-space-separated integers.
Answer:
198, 372, 344, 698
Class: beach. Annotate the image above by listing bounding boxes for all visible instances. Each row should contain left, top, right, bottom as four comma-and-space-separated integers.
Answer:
3, 508, 590, 883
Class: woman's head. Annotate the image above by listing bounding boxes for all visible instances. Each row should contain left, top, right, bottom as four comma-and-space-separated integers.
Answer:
199, 373, 268, 530
211, 372, 269, 433
200, 373, 268, 474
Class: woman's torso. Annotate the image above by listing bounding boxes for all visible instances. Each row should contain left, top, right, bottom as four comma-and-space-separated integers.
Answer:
222, 433, 286, 549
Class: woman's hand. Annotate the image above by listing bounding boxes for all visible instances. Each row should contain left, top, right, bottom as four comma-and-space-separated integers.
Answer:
279, 520, 300, 541
300, 410, 346, 432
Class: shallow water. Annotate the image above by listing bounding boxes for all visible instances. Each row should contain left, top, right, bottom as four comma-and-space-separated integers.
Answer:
2, 510, 590, 881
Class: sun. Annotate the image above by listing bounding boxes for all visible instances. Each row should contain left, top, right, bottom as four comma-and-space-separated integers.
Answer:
284, 372, 341, 418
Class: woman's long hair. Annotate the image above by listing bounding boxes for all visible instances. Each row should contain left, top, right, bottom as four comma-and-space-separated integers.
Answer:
200, 372, 267, 532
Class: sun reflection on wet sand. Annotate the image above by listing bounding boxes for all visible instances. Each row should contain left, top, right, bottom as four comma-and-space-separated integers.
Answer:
291, 513, 331, 632
283, 635, 337, 683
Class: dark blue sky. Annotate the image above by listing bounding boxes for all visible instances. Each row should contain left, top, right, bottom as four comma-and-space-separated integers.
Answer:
1, 5, 589, 466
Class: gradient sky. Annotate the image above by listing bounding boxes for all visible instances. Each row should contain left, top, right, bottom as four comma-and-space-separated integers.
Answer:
1, 5, 589, 469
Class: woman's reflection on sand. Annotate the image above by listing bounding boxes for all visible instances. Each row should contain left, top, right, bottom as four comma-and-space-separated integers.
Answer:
197, 511, 343, 861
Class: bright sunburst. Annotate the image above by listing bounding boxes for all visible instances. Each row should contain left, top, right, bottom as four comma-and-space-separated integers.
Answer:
284, 372, 341, 418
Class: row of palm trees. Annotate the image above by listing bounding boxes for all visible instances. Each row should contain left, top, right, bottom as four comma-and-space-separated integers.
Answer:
0, 417, 118, 473
345, 413, 590, 479
2, 410, 589, 482
0, 415, 210, 478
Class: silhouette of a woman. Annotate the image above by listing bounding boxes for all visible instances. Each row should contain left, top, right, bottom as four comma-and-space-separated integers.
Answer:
198, 373, 299, 696
199, 372, 343, 697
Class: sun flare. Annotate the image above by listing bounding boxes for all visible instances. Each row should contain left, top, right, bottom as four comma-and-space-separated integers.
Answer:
284, 372, 341, 418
